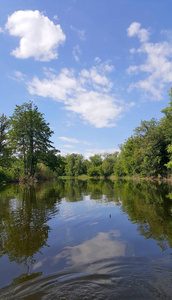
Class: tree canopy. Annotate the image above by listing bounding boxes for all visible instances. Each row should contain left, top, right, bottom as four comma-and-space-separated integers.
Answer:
8, 102, 55, 178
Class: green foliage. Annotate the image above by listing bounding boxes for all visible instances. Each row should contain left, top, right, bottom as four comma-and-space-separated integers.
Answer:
35, 162, 57, 180
113, 150, 126, 177
165, 144, 172, 170
114, 117, 169, 178
87, 165, 102, 177
2, 88, 172, 182
55, 155, 66, 176
101, 153, 115, 178
42, 149, 60, 172
134, 119, 167, 177
9, 101, 55, 178
65, 153, 85, 176
0, 114, 11, 168
89, 154, 102, 167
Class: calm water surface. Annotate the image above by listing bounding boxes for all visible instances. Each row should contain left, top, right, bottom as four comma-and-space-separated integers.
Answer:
0, 179, 172, 299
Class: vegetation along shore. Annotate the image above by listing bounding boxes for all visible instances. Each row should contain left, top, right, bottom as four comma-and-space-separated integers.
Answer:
1, 89, 172, 183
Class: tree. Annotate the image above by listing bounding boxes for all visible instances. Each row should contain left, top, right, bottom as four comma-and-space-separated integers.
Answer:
42, 149, 60, 172
65, 153, 85, 176
74, 154, 85, 176
9, 102, 55, 178
113, 149, 126, 177
101, 153, 115, 178
87, 166, 102, 177
161, 88, 172, 144
165, 144, 172, 171
89, 154, 102, 167
134, 119, 167, 177
161, 89, 172, 174
0, 114, 11, 168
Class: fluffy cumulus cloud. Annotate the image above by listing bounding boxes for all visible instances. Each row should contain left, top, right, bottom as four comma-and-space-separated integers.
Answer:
127, 22, 172, 100
5, 10, 66, 61
28, 68, 77, 100
28, 61, 132, 128
127, 22, 150, 42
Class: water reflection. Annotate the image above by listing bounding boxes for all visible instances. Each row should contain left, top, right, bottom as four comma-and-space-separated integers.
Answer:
54, 230, 131, 271
0, 179, 172, 299
114, 180, 172, 251
0, 183, 61, 267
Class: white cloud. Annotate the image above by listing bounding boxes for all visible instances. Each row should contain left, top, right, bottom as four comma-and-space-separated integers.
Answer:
63, 145, 75, 148
60, 149, 79, 157
72, 45, 81, 61
66, 91, 122, 127
59, 137, 91, 146
59, 137, 79, 143
127, 22, 150, 42
0, 27, 4, 33
84, 148, 119, 159
28, 61, 133, 128
127, 22, 172, 100
94, 57, 101, 64
5, 10, 66, 61
80, 67, 111, 88
28, 68, 77, 101
10, 70, 26, 81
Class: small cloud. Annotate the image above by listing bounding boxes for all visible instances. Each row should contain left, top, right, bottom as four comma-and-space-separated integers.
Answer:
73, 45, 81, 62
59, 137, 79, 143
60, 149, 80, 156
0, 27, 4, 33
84, 148, 119, 160
63, 144, 75, 148
94, 57, 101, 64
127, 22, 150, 43
82, 141, 91, 146
10, 70, 26, 81
127, 65, 139, 75
53, 15, 58, 20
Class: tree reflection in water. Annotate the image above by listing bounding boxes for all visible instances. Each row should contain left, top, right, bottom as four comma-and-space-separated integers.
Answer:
0, 183, 61, 273
0, 178, 172, 286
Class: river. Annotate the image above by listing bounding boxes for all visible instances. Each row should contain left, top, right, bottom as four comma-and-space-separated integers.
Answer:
0, 179, 172, 299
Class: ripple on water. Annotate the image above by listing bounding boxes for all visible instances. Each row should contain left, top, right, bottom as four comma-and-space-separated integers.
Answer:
1, 257, 172, 300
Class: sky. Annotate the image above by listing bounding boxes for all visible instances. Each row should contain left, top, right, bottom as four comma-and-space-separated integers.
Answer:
1, 0, 172, 158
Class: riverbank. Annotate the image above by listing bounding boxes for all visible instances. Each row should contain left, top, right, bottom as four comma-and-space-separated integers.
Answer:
1, 173, 172, 184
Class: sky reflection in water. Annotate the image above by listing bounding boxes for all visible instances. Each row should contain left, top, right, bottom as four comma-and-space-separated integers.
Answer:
1, 179, 172, 299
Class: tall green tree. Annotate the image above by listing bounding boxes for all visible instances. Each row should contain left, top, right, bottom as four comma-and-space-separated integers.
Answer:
89, 154, 102, 167
65, 153, 85, 176
0, 114, 11, 168
101, 153, 115, 178
134, 119, 168, 177
161, 88, 172, 174
9, 102, 55, 178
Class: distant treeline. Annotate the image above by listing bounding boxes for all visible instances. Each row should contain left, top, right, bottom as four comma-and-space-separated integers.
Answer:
1, 89, 172, 182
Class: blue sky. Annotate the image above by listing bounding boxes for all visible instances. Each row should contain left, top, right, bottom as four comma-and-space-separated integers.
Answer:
1, 0, 172, 158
